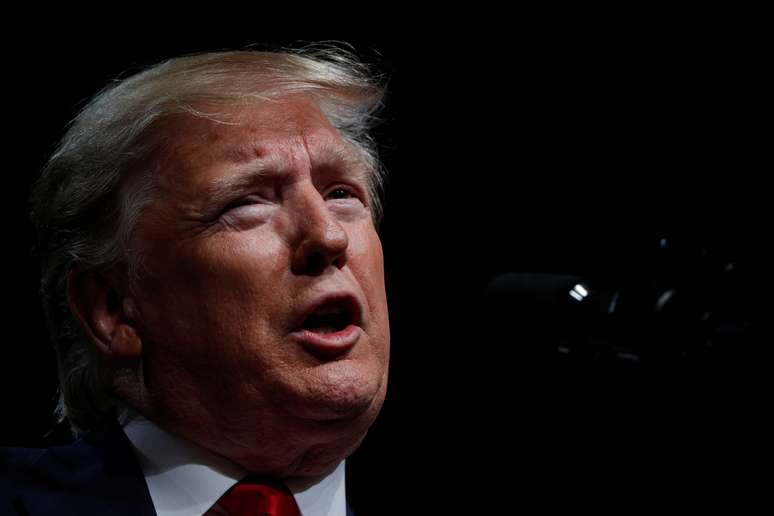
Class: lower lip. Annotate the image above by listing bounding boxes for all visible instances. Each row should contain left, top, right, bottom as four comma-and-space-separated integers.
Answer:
291, 325, 362, 358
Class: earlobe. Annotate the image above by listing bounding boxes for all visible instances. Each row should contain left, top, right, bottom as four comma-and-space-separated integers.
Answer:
67, 267, 143, 368
110, 325, 143, 367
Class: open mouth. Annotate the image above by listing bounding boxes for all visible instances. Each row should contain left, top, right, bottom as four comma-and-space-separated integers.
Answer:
302, 311, 352, 334
292, 294, 363, 358
300, 296, 361, 335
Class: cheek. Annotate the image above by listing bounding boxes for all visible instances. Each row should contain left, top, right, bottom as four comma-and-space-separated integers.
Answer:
199, 227, 289, 289
348, 224, 386, 292
191, 237, 295, 338
368, 233, 387, 308
347, 224, 389, 340
138, 229, 290, 345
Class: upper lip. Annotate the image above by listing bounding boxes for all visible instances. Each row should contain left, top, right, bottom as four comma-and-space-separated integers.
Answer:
293, 291, 364, 332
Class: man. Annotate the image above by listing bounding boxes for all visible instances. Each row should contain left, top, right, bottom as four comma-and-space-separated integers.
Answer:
2, 46, 390, 516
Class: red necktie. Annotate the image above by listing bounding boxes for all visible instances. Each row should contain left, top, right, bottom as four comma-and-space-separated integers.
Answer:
216, 475, 301, 516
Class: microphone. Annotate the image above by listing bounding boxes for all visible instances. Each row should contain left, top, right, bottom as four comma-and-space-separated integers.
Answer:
482, 269, 770, 370
483, 273, 632, 366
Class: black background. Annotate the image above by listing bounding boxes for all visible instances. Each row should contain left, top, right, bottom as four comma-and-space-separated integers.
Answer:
2, 17, 771, 513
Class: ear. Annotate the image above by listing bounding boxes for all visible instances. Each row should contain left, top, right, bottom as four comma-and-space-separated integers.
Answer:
67, 267, 142, 368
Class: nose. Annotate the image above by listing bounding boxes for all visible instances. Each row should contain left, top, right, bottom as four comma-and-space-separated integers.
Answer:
290, 185, 349, 275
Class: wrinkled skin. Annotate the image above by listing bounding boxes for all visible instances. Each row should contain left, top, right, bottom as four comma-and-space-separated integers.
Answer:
119, 96, 390, 478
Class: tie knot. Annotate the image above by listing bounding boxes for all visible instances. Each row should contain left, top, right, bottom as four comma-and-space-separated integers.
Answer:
217, 475, 301, 516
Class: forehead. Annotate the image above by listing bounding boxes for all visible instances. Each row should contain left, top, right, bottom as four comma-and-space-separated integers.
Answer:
153, 95, 358, 193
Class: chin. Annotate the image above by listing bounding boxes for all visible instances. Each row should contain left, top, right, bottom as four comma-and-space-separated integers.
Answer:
291, 359, 386, 423
304, 361, 384, 421
259, 368, 386, 479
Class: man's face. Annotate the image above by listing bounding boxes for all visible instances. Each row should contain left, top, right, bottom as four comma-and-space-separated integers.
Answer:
126, 96, 389, 477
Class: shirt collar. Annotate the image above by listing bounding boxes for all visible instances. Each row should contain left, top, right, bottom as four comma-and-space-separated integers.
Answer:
123, 417, 347, 516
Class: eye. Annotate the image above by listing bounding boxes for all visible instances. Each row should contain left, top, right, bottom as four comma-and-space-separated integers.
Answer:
218, 193, 276, 227
223, 194, 265, 212
326, 187, 355, 200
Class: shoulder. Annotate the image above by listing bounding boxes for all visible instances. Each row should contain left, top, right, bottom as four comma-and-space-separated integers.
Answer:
0, 446, 47, 513
2, 426, 133, 489
1, 424, 155, 516
1, 446, 47, 471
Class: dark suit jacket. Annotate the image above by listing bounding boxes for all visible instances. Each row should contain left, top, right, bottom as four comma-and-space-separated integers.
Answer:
2, 423, 155, 516
1, 424, 355, 516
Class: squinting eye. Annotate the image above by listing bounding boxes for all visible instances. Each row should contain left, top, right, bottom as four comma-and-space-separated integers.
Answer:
224, 195, 264, 211
326, 188, 355, 200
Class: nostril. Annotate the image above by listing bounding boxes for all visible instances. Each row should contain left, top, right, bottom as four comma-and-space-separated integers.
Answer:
331, 251, 347, 270
304, 252, 326, 275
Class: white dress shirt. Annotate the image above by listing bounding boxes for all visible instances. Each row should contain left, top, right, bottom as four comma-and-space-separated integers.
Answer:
123, 418, 347, 516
